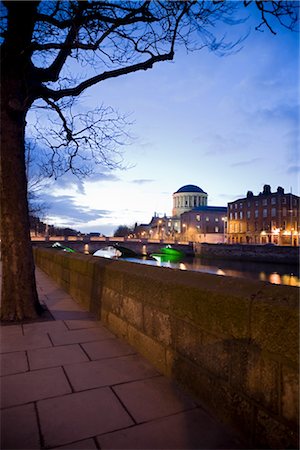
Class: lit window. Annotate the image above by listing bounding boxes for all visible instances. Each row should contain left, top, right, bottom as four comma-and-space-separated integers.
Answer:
255, 201, 259, 206
215, 218, 219, 222
234, 212, 238, 220
255, 210, 258, 218
239, 203, 243, 208
247, 211, 251, 219
271, 197, 276, 205
263, 209, 267, 218
239, 211, 243, 219
282, 197, 287, 204
215, 226, 219, 233
206, 217, 209, 222
283, 207, 287, 216
230, 212, 233, 220
263, 199, 267, 206
271, 208, 276, 217
235, 204, 238, 209
239, 223, 242, 232
196, 214, 200, 222
230, 204, 233, 210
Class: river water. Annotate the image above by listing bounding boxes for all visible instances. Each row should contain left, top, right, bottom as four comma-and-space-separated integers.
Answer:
121, 256, 299, 287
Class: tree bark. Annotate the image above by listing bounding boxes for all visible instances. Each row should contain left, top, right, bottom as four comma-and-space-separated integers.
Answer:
0, 1, 43, 321
0, 93, 42, 321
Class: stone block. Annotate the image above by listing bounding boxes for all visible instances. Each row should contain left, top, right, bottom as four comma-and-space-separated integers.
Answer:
255, 409, 298, 449
105, 311, 128, 339
244, 351, 279, 414
250, 298, 299, 364
281, 365, 299, 424
169, 285, 250, 340
198, 332, 231, 382
121, 296, 143, 330
101, 287, 122, 315
143, 305, 172, 346
127, 325, 166, 374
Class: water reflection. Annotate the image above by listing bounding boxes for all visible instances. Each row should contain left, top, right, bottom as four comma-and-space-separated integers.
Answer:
123, 256, 299, 287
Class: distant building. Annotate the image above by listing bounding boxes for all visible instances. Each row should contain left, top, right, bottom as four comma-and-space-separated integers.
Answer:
172, 184, 208, 217
227, 185, 299, 246
181, 205, 227, 243
133, 184, 226, 242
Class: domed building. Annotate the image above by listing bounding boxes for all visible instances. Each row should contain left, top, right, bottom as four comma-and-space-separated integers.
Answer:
172, 184, 208, 217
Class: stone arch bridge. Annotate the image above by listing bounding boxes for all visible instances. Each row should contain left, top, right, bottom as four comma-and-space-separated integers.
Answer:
31, 237, 195, 257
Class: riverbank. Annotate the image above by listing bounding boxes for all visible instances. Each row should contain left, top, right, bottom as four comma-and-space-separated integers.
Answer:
194, 243, 299, 264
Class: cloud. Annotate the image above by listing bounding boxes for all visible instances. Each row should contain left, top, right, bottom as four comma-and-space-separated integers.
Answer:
231, 157, 262, 168
51, 171, 120, 194
41, 193, 111, 223
131, 179, 154, 184
287, 165, 300, 174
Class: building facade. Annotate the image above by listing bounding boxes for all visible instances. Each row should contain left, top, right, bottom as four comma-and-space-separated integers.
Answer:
172, 185, 208, 217
227, 185, 299, 246
181, 206, 227, 243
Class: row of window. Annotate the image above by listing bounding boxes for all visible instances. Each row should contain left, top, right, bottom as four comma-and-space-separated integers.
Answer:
229, 197, 297, 209
229, 220, 298, 233
229, 207, 298, 220
196, 214, 221, 222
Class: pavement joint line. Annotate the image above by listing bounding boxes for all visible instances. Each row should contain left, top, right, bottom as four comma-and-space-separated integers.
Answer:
61, 365, 76, 393
78, 342, 93, 361
0, 344, 54, 356
93, 436, 101, 449
109, 385, 138, 425
34, 400, 45, 449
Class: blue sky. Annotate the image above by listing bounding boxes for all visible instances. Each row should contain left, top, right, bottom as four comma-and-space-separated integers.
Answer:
29, 6, 299, 235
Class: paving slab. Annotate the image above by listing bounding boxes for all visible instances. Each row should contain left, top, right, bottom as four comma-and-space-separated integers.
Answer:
52, 439, 98, 449
50, 310, 96, 321
23, 320, 68, 335
113, 376, 197, 423
97, 408, 242, 450
0, 324, 23, 338
1, 366, 71, 408
49, 327, 114, 346
0, 331, 52, 354
0, 351, 28, 376
82, 338, 136, 361
0, 403, 40, 449
28, 344, 89, 370
64, 319, 101, 330
64, 354, 159, 392
37, 387, 134, 447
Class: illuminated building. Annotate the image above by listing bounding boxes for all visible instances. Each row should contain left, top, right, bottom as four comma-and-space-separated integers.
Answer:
227, 185, 299, 246
181, 206, 227, 243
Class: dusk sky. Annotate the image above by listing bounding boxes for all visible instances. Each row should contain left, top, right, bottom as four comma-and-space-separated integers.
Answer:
28, 5, 299, 236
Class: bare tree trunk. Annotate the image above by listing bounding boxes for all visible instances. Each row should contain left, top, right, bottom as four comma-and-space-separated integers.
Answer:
0, 102, 42, 321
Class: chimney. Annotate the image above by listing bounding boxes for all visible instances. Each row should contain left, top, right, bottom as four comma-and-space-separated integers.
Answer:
263, 184, 271, 195
277, 186, 284, 194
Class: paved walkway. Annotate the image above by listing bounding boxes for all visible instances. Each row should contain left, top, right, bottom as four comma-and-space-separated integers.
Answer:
1, 268, 243, 449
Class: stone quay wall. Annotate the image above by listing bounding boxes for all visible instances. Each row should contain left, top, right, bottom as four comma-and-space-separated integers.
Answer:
34, 248, 299, 449
194, 243, 299, 264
